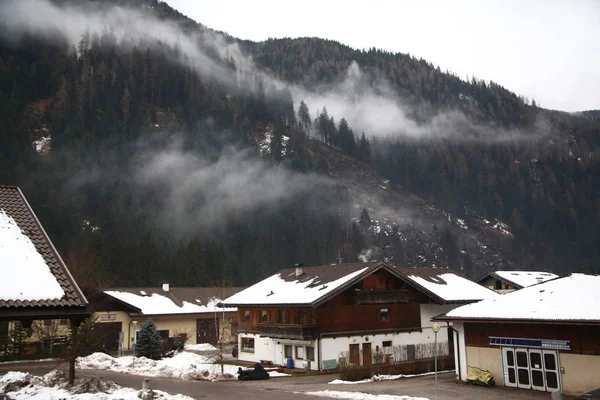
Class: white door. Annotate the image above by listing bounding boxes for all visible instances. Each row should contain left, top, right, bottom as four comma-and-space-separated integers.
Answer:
543, 350, 561, 393
515, 348, 531, 389
502, 347, 518, 387
275, 343, 284, 366
528, 349, 545, 391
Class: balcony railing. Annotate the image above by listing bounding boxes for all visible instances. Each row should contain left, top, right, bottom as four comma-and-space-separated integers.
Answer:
355, 290, 409, 305
258, 323, 318, 340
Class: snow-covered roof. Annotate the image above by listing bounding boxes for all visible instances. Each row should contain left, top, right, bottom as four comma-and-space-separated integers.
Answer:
102, 287, 243, 316
442, 273, 600, 322
492, 270, 558, 288
403, 271, 499, 303
222, 262, 380, 307
0, 186, 87, 308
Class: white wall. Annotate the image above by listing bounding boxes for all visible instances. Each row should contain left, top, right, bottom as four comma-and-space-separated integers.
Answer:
236, 333, 319, 371
453, 322, 468, 381
420, 304, 456, 328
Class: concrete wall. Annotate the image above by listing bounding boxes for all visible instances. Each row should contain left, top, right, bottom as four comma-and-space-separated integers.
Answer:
560, 353, 600, 395
465, 346, 503, 384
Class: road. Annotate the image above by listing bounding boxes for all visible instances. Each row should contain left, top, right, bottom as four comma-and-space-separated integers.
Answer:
0, 360, 574, 400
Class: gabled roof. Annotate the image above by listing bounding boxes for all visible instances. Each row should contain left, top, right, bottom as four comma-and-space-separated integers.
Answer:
436, 273, 600, 324
99, 286, 245, 316
221, 262, 497, 307
398, 268, 499, 304
0, 186, 87, 311
477, 270, 558, 289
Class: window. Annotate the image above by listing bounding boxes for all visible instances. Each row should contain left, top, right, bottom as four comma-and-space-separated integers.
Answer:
380, 308, 390, 321
296, 346, 305, 359
260, 310, 269, 322
306, 346, 315, 361
297, 311, 310, 325
243, 310, 251, 321
284, 344, 293, 358
279, 310, 288, 323
382, 340, 392, 348
241, 337, 255, 353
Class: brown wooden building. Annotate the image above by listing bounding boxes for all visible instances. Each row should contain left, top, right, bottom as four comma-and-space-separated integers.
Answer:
222, 261, 497, 371
0, 186, 89, 382
435, 273, 600, 396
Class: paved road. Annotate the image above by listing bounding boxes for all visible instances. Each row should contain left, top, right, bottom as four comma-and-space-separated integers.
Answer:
0, 361, 575, 400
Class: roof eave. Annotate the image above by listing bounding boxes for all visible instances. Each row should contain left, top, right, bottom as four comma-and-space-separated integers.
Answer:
432, 316, 600, 325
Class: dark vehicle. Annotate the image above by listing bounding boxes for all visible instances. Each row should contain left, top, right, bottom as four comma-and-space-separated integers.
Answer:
237, 363, 270, 380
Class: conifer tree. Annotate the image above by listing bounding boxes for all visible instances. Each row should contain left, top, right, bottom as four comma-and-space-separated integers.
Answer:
135, 320, 163, 360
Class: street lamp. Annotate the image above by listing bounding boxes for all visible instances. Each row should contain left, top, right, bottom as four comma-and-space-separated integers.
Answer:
432, 323, 441, 400
131, 320, 138, 370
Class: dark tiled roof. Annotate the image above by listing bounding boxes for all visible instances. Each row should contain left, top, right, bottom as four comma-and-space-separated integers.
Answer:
103, 286, 246, 309
0, 186, 87, 309
278, 261, 382, 286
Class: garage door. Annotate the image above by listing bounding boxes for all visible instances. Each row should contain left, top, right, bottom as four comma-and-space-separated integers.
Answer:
94, 322, 122, 352
196, 318, 218, 345
502, 347, 561, 392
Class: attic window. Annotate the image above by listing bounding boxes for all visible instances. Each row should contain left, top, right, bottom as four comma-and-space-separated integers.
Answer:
140, 290, 147, 295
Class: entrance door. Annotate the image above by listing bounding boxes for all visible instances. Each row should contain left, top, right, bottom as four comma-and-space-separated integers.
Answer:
362, 343, 372, 366
196, 318, 218, 345
349, 344, 360, 365
529, 350, 545, 391
502, 347, 517, 387
515, 348, 531, 389
94, 322, 122, 352
543, 350, 560, 392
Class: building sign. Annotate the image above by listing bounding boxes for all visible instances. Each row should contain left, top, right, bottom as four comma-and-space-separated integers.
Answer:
489, 336, 571, 351
100, 313, 117, 321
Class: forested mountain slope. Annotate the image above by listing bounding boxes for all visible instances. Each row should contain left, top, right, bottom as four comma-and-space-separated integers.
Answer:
0, 0, 598, 293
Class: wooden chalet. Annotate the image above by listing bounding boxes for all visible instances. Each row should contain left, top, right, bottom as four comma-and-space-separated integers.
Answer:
0, 186, 88, 381
221, 261, 497, 371
435, 273, 600, 395
477, 270, 558, 293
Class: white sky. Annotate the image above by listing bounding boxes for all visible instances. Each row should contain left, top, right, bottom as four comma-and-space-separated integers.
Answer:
165, 0, 600, 112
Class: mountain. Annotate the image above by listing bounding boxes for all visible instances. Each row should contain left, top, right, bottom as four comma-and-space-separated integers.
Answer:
0, 0, 599, 293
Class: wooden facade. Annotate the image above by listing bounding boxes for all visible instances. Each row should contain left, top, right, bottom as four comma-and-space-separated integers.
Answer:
464, 322, 600, 355
237, 270, 429, 339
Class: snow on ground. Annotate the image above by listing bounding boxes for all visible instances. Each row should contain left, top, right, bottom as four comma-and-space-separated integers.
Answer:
77, 351, 289, 381
258, 132, 290, 156
328, 371, 449, 385
456, 218, 467, 230
32, 135, 51, 153
0, 370, 193, 400
184, 343, 217, 351
304, 390, 428, 400
0, 209, 65, 301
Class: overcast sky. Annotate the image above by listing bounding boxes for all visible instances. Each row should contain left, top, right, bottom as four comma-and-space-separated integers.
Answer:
166, 0, 600, 112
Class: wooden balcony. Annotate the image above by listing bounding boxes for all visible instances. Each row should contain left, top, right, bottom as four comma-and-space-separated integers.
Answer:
355, 290, 409, 305
258, 323, 318, 340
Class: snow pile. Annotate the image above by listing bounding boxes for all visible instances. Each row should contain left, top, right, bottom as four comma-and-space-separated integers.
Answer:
329, 371, 445, 385
184, 343, 218, 351
490, 221, 512, 237
304, 390, 428, 400
32, 135, 51, 154
77, 351, 287, 381
0, 370, 193, 400
258, 132, 290, 156
0, 209, 65, 301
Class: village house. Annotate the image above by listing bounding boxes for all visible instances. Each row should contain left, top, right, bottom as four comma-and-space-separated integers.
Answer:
435, 273, 600, 396
221, 261, 497, 371
0, 186, 88, 381
477, 270, 558, 293
88, 285, 245, 352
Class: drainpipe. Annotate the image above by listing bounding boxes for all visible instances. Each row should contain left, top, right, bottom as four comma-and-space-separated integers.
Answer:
317, 335, 322, 372
447, 322, 461, 380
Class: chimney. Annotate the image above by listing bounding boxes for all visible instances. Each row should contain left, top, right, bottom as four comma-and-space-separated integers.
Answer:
295, 263, 304, 277
162, 283, 170, 292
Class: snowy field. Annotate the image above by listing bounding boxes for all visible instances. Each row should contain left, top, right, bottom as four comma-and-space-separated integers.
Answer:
0, 370, 193, 400
305, 391, 429, 400
76, 351, 289, 381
